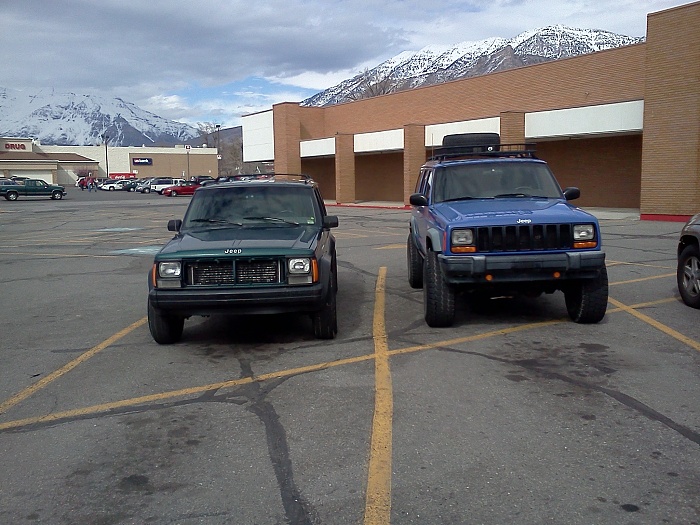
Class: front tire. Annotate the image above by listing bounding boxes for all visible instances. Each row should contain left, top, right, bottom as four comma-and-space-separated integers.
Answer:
407, 233, 424, 289
51, 190, 63, 200
677, 244, 700, 308
148, 300, 184, 344
312, 270, 338, 339
423, 250, 455, 327
564, 266, 608, 323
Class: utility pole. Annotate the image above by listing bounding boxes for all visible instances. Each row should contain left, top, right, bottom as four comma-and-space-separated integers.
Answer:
101, 133, 109, 178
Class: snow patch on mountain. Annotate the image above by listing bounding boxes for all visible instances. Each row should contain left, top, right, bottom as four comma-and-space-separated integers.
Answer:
0, 87, 199, 146
302, 26, 643, 107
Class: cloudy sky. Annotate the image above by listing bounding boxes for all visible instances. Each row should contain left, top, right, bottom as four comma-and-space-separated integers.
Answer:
0, 0, 688, 128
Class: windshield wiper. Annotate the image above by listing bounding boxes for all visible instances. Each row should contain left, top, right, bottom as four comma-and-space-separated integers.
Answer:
190, 218, 243, 226
243, 216, 300, 226
440, 196, 478, 203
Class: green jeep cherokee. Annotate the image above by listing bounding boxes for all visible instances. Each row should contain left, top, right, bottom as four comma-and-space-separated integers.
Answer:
147, 175, 339, 343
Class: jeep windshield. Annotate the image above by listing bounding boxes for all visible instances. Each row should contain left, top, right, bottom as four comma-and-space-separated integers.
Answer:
181, 185, 320, 230
432, 161, 563, 203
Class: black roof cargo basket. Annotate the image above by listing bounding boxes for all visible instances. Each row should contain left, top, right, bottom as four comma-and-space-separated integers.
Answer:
430, 133, 536, 161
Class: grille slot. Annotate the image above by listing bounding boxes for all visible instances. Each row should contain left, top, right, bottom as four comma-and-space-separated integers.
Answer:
475, 224, 573, 252
186, 259, 282, 285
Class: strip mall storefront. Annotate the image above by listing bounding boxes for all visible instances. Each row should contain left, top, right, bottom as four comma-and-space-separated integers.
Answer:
242, 1, 700, 221
0, 138, 218, 185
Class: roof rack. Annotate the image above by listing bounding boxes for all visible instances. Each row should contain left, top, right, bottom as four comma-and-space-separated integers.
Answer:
429, 142, 538, 162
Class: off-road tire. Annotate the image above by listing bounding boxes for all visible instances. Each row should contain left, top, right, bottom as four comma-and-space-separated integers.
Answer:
312, 277, 337, 339
677, 244, 700, 308
564, 266, 609, 323
423, 250, 455, 327
407, 233, 424, 289
148, 300, 184, 344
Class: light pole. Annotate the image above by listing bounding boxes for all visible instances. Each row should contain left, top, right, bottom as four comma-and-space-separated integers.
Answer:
185, 144, 191, 180
101, 133, 109, 178
215, 124, 221, 177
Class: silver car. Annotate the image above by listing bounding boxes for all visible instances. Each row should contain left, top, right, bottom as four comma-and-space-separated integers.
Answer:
677, 213, 700, 308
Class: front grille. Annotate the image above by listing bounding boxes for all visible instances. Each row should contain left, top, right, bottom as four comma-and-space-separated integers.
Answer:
475, 224, 573, 252
186, 259, 282, 285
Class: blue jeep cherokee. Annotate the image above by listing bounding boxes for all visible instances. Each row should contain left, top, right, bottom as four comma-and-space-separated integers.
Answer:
408, 133, 608, 327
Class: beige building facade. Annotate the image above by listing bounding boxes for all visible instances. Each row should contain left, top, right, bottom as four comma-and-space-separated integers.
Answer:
0, 137, 218, 185
242, 1, 700, 221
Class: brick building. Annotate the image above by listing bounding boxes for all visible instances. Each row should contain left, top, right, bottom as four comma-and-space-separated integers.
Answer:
242, 1, 700, 221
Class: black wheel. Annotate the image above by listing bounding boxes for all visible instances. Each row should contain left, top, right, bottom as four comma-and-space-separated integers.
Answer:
51, 191, 63, 200
6, 191, 18, 201
677, 244, 700, 308
109, 187, 115, 191
148, 300, 184, 344
407, 233, 424, 289
423, 250, 455, 327
312, 271, 338, 339
143, 188, 151, 194
171, 190, 177, 197
564, 266, 608, 323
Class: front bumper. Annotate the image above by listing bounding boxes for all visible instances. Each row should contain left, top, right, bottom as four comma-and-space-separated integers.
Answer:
439, 250, 606, 284
149, 282, 327, 317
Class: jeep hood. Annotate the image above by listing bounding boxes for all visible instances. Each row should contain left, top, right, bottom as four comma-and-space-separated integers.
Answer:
158, 225, 320, 257
433, 198, 597, 225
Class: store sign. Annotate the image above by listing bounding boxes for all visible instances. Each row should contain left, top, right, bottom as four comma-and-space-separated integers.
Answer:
132, 157, 152, 165
4, 143, 27, 150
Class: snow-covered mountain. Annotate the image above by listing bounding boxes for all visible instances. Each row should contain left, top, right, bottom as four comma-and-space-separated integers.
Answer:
0, 87, 199, 146
302, 26, 644, 107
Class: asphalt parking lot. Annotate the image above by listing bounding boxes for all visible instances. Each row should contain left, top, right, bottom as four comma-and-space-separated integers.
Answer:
1, 187, 698, 525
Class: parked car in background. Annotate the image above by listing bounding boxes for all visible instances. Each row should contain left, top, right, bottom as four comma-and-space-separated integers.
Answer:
162, 181, 201, 197
1, 179, 66, 200
677, 213, 700, 308
190, 175, 215, 184
135, 178, 154, 193
99, 179, 138, 192
144, 177, 184, 194
1, 179, 20, 187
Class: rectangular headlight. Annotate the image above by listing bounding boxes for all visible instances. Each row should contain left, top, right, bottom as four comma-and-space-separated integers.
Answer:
158, 261, 182, 278
573, 224, 595, 241
288, 257, 311, 274
451, 228, 474, 245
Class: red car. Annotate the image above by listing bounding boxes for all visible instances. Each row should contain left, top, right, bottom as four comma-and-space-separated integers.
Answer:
162, 181, 201, 197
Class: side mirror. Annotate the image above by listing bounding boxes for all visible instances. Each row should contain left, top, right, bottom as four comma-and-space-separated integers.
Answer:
323, 215, 339, 229
562, 187, 580, 201
167, 219, 182, 232
409, 193, 429, 206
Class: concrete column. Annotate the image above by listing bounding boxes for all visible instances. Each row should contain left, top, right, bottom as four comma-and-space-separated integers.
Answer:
403, 124, 426, 204
335, 134, 355, 203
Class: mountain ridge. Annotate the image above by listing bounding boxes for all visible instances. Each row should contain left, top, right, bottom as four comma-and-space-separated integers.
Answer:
301, 25, 644, 107
0, 87, 199, 147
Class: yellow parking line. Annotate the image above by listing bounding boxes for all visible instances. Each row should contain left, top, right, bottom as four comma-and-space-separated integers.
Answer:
608, 297, 700, 353
0, 318, 147, 416
610, 272, 675, 286
364, 267, 393, 524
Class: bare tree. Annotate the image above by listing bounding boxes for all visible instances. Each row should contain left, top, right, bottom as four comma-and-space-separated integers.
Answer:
196, 122, 218, 147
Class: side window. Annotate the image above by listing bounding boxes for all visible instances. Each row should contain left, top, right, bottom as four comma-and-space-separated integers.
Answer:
423, 170, 433, 201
